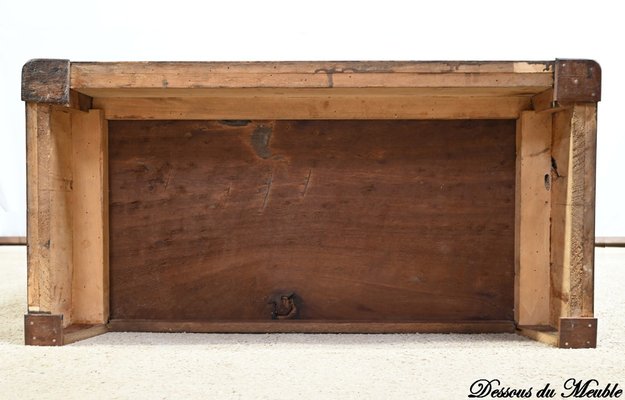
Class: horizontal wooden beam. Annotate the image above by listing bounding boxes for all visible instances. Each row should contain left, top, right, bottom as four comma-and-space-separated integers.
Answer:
78, 87, 549, 98
72, 61, 553, 91
108, 319, 516, 334
595, 237, 625, 247
0, 236, 26, 245
516, 325, 559, 347
94, 95, 531, 120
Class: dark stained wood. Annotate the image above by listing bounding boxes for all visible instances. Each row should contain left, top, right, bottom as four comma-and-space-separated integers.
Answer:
559, 317, 597, 349
108, 319, 516, 334
555, 59, 601, 103
24, 313, 63, 346
109, 119, 516, 328
21, 59, 70, 104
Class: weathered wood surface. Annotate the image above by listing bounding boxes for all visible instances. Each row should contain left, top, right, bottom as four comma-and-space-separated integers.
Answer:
550, 105, 597, 326
109, 119, 516, 323
22, 59, 70, 104
72, 61, 553, 92
26, 105, 74, 326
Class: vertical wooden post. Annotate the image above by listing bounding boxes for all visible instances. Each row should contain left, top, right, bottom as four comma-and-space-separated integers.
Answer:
550, 104, 597, 348
71, 110, 109, 324
26, 104, 74, 323
515, 111, 552, 326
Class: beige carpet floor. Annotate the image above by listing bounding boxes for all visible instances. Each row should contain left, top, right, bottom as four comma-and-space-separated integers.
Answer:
1, 246, 623, 399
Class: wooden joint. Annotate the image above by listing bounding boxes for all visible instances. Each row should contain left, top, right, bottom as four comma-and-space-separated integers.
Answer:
22, 59, 71, 105
24, 313, 63, 346
532, 60, 601, 112
558, 317, 597, 348
24, 314, 109, 345
69, 89, 93, 111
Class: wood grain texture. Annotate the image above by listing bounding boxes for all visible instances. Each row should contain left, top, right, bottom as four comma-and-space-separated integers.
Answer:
549, 105, 597, 325
514, 112, 552, 325
27, 106, 74, 324
71, 110, 109, 324
26, 104, 41, 311
109, 119, 516, 325
72, 61, 553, 91
94, 96, 531, 120
108, 319, 516, 334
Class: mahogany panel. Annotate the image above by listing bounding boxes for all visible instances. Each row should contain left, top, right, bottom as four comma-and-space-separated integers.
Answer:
109, 119, 515, 323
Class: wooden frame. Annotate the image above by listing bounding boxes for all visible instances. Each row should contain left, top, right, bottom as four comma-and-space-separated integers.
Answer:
22, 59, 600, 347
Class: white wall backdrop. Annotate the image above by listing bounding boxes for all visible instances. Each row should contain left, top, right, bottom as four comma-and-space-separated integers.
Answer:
0, 0, 623, 236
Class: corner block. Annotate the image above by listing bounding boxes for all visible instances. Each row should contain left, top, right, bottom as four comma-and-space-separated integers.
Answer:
24, 313, 64, 346
21, 59, 71, 105
554, 59, 601, 103
559, 317, 597, 349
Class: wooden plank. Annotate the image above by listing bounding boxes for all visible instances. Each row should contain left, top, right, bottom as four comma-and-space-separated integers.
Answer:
41, 107, 74, 326
109, 120, 516, 323
573, 105, 597, 318
0, 236, 27, 245
73, 60, 554, 76
514, 111, 552, 326
516, 325, 558, 347
26, 103, 41, 312
76, 72, 551, 90
550, 105, 597, 325
71, 61, 553, 91
595, 237, 625, 247
94, 96, 532, 120
27, 105, 75, 323
550, 109, 573, 327
79, 87, 549, 98
63, 324, 108, 344
71, 110, 109, 324
108, 319, 516, 334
